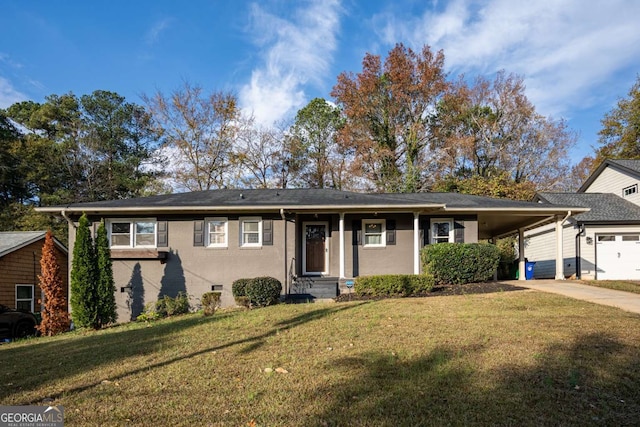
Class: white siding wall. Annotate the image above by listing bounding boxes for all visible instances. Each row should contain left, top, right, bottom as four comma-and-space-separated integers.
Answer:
584, 166, 640, 206
525, 222, 577, 279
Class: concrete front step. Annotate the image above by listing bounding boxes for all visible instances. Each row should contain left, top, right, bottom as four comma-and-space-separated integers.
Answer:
291, 276, 339, 299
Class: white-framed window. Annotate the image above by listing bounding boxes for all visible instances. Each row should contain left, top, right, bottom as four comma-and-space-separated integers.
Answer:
107, 219, 157, 248
206, 217, 228, 247
362, 219, 386, 247
623, 184, 638, 197
240, 217, 262, 247
431, 219, 454, 244
16, 284, 34, 312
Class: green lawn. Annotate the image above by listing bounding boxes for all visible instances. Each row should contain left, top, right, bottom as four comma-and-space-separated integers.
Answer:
578, 279, 640, 295
2, 288, 640, 426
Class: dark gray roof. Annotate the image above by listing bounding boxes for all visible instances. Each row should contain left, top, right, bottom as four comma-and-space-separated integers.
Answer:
37, 188, 579, 213
537, 192, 640, 222
378, 192, 550, 209
609, 159, 640, 174
579, 159, 640, 192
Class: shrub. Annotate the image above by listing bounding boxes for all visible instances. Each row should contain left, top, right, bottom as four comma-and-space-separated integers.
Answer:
232, 278, 252, 297
235, 296, 251, 308
137, 302, 161, 322
245, 276, 282, 307
201, 292, 222, 316
354, 274, 435, 297
421, 243, 500, 285
153, 292, 191, 319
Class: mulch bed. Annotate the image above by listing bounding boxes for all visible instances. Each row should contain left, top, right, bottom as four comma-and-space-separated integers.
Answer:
334, 281, 528, 302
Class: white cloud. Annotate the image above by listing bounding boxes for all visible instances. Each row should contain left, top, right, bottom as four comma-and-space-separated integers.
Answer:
144, 18, 172, 46
0, 76, 27, 108
379, 0, 640, 118
240, 0, 342, 125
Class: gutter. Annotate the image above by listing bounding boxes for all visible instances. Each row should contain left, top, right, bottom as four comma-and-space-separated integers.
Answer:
281, 208, 288, 296
575, 223, 585, 279
61, 209, 77, 229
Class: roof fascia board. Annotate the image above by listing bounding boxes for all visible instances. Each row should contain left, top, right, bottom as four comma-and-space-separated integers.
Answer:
36, 204, 448, 215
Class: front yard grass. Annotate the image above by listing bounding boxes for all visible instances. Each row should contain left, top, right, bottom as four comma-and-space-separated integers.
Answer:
2, 288, 640, 426
578, 279, 640, 295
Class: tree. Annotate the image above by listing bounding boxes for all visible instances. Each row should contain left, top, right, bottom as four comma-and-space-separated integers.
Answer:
70, 213, 98, 329
331, 43, 448, 192
288, 98, 349, 189
79, 90, 163, 200
595, 75, 640, 161
231, 118, 287, 188
143, 82, 240, 191
37, 230, 70, 336
435, 71, 576, 192
95, 220, 117, 327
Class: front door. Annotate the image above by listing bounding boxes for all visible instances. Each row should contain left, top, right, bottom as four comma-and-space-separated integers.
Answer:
303, 222, 328, 275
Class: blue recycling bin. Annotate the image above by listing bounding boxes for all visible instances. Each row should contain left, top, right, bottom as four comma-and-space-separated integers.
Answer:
525, 262, 536, 280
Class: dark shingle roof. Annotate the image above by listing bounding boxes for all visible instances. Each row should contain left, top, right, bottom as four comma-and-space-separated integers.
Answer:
38, 188, 579, 213
537, 192, 640, 222
609, 159, 640, 174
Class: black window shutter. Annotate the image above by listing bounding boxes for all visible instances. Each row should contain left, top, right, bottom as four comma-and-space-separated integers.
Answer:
454, 220, 464, 243
386, 219, 396, 245
157, 221, 168, 247
421, 220, 429, 246
194, 220, 205, 247
352, 220, 362, 245
263, 219, 273, 246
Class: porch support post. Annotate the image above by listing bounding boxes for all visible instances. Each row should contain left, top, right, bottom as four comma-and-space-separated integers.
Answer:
555, 214, 565, 280
339, 212, 345, 279
414, 212, 420, 275
518, 228, 526, 281
491, 237, 498, 281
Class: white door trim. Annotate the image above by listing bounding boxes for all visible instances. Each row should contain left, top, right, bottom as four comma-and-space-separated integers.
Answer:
302, 221, 329, 276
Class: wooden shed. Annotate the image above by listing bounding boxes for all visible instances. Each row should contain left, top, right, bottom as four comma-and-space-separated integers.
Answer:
0, 231, 68, 313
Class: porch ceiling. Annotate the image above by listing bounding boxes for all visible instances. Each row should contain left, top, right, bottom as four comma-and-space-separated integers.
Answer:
475, 212, 559, 239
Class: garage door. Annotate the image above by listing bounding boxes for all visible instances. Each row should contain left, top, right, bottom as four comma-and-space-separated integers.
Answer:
596, 234, 640, 280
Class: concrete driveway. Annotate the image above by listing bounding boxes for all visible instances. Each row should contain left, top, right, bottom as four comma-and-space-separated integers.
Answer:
503, 279, 640, 315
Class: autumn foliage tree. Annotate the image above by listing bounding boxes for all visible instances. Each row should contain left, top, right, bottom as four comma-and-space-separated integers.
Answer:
332, 43, 448, 193
595, 75, 640, 162
37, 230, 70, 336
435, 71, 576, 192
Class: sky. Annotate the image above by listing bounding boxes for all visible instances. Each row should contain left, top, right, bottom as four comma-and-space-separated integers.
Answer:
1, 0, 639, 164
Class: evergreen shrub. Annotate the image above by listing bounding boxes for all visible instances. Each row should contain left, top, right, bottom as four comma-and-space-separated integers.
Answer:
421, 243, 500, 285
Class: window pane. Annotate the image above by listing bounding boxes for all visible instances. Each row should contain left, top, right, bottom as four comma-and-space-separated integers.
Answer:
209, 221, 225, 233
365, 234, 382, 245
244, 233, 259, 244
112, 235, 131, 246
210, 233, 226, 245
111, 223, 130, 233
623, 235, 639, 241
365, 223, 381, 234
135, 234, 155, 246
433, 222, 450, 237
244, 221, 259, 232
17, 286, 32, 299
136, 222, 155, 234
16, 301, 31, 311
598, 235, 615, 242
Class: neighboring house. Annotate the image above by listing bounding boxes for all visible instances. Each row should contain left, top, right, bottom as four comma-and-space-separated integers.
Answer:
0, 231, 69, 313
37, 189, 582, 321
526, 159, 640, 280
